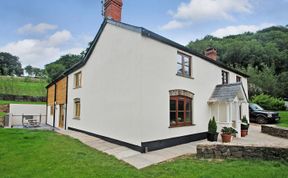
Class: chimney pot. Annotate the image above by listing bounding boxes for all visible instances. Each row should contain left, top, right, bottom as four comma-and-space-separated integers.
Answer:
205, 48, 217, 61
104, 0, 123, 22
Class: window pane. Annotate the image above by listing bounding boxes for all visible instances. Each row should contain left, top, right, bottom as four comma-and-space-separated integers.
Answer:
184, 66, 190, 76
186, 111, 192, 122
178, 112, 184, 123
177, 54, 182, 64
178, 99, 184, 110
183, 56, 189, 65
177, 64, 183, 75
170, 112, 176, 125
170, 100, 176, 110
185, 100, 191, 111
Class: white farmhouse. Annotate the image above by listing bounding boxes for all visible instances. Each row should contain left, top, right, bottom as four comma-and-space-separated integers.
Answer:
46, 0, 249, 152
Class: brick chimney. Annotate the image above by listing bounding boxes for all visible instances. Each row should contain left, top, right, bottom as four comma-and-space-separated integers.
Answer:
104, 0, 123, 21
205, 48, 217, 61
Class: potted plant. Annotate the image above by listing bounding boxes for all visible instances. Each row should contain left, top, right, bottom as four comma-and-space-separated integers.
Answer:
207, 117, 219, 142
221, 127, 238, 143
241, 115, 249, 137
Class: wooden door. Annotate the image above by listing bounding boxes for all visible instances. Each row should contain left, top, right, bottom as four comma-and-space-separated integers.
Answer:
59, 105, 65, 128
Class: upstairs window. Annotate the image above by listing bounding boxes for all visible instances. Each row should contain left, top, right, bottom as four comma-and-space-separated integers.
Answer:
222, 71, 229, 84
236, 76, 241, 82
74, 98, 81, 119
74, 72, 82, 89
177, 52, 192, 78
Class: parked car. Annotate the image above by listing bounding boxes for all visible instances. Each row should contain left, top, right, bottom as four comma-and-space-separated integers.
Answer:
249, 103, 280, 124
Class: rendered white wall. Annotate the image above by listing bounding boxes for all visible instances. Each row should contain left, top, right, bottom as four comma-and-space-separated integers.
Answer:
65, 23, 249, 146
9, 104, 46, 126
66, 23, 144, 145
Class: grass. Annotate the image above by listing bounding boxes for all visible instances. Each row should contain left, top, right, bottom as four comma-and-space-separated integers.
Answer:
0, 129, 287, 178
278, 111, 288, 128
0, 76, 47, 97
0, 112, 5, 117
0, 100, 45, 105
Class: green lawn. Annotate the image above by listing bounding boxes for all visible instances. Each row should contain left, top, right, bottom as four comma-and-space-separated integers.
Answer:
278, 111, 288, 128
0, 129, 287, 178
0, 100, 46, 105
0, 76, 47, 97
0, 112, 5, 117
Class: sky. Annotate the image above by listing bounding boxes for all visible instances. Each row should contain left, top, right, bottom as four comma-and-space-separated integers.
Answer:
0, 0, 287, 68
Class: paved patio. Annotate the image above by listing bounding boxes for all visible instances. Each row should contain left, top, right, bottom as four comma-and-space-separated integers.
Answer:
56, 129, 204, 169
56, 124, 288, 169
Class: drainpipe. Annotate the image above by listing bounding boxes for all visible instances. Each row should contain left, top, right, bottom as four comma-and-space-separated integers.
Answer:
52, 83, 57, 129
64, 77, 68, 130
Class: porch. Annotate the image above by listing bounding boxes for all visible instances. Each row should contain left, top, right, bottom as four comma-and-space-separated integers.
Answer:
208, 83, 249, 137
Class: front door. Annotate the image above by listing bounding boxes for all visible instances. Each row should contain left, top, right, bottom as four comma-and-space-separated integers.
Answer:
59, 105, 65, 128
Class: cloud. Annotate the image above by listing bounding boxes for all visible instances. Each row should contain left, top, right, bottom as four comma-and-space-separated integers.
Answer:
48, 30, 72, 46
17, 23, 58, 34
0, 30, 88, 68
211, 23, 274, 38
161, 20, 186, 30
161, 0, 252, 30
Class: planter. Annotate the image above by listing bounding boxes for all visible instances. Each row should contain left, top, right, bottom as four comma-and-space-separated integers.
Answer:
241, 129, 248, 137
221, 134, 232, 143
207, 132, 219, 142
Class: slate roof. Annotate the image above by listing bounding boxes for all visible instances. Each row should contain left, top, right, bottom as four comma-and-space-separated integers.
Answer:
47, 18, 249, 88
208, 83, 248, 103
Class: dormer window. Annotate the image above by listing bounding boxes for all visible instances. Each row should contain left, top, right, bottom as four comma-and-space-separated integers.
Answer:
177, 52, 192, 78
222, 70, 229, 84
74, 72, 82, 89
236, 76, 241, 82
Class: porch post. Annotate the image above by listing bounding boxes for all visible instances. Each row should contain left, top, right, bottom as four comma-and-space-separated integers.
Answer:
217, 103, 220, 122
226, 103, 230, 123
235, 102, 241, 138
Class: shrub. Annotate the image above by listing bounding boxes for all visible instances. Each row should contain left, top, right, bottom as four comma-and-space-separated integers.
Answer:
221, 127, 238, 135
241, 116, 249, 130
208, 117, 217, 133
251, 94, 286, 111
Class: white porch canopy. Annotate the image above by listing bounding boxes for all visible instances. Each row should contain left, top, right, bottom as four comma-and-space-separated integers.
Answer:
208, 83, 248, 137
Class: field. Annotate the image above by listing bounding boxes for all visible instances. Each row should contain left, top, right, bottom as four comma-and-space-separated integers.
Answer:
0, 76, 47, 97
0, 128, 287, 178
278, 111, 288, 128
0, 100, 45, 105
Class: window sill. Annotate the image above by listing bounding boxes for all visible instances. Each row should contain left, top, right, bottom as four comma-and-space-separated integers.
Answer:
73, 117, 80, 120
176, 74, 194, 80
73, 86, 82, 89
169, 124, 195, 128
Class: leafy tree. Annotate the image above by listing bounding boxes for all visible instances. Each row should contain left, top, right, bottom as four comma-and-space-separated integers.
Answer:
45, 54, 81, 81
0, 52, 23, 76
25, 65, 33, 76
187, 25, 288, 98
45, 63, 66, 81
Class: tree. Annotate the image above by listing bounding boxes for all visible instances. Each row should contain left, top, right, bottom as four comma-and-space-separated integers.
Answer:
0, 52, 23, 76
45, 63, 66, 81
45, 54, 81, 81
25, 65, 33, 76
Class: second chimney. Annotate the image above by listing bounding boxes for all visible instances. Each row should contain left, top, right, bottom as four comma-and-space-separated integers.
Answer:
205, 48, 217, 61
104, 0, 123, 22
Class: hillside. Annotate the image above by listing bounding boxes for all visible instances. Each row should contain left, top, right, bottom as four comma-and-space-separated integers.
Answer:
187, 25, 288, 98
188, 25, 288, 72
0, 76, 47, 97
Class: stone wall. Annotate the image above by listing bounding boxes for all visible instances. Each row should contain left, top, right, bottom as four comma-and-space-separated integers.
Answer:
0, 94, 46, 102
197, 144, 288, 161
0, 104, 9, 113
262, 125, 288, 139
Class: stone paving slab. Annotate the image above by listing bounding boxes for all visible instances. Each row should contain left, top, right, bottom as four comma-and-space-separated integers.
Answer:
56, 129, 202, 169
54, 125, 288, 169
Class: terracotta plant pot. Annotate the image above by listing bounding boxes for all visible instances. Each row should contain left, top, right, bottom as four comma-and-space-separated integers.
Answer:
241, 130, 248, 137
221, 134, 232, 143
